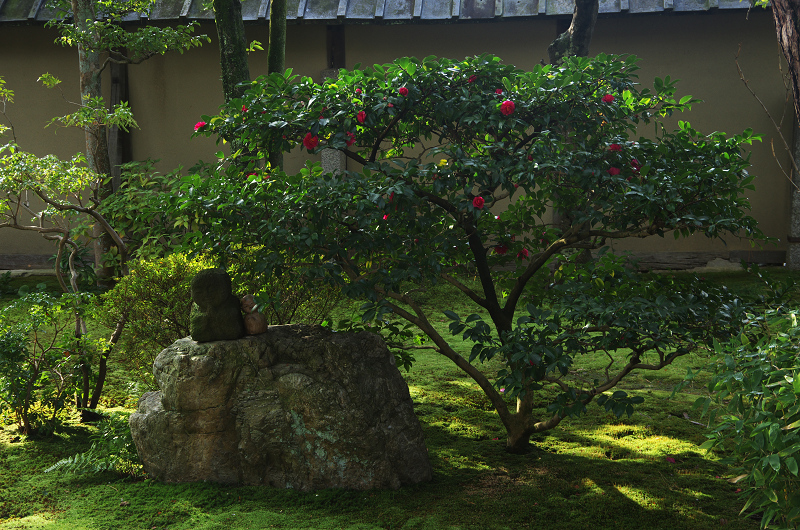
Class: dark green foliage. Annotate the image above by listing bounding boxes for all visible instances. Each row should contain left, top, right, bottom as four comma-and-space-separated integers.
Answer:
186, 53, 764, 449
693, 308, 800, 529
98, 160, 191, 263
0, 289, 95, 435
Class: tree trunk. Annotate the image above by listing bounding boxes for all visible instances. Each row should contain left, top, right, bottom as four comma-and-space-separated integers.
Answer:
213, 0, 251, 103
547, 0, 599, 65
267, 0, 287, 170
548, 0, 599, 263
268, 0, 286, 76
771, 0, 800, 123
72, 0, 115, 288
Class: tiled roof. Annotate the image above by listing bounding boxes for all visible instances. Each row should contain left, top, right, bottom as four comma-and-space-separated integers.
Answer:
0, 0, 750, 23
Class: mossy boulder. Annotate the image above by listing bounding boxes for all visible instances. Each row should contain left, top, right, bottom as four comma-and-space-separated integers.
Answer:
129, 325, 432, 490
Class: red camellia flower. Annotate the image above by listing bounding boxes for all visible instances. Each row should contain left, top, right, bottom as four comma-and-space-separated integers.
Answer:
500, 100, 515, 116
398, 87, 409, 96
608, 143, 622, 152
472, 196, 485, 209
495, 88, 504, 95
355, 88, 362, 94
303, 133, 319, 150
242, 105, 248, 113
602, 94, 615, 103
346, 131, 356, 146
387, 103, 394, 108
517, 248, 529, 259
607, 167, 621, 176
468, 75, 478, 83
383, 214, 389, 220
494, 245, 509, 255
194, 121, 206, 132
357, 111, 366, 123
630, 158, 642, 172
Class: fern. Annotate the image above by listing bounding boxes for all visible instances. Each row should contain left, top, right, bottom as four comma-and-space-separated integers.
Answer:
45, 413, 142, 476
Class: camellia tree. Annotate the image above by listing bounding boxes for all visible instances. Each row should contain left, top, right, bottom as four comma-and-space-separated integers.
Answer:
186, 53, 762, 451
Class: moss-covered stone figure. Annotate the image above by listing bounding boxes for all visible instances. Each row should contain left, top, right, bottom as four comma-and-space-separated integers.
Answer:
189, 268, 245, 342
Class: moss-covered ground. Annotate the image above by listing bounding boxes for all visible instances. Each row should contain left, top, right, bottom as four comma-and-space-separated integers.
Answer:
1, 267, 792, 529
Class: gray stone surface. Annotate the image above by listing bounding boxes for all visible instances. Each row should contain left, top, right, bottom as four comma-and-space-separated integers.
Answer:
129, 325, 432, 490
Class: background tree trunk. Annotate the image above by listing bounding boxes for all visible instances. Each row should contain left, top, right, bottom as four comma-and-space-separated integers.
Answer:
213, 0, 251, 102
267, 0, 286, 170
547, 0, 599, 268
72, 0, 115, 287
547, 0, 599, 65
770, 0, 800, 122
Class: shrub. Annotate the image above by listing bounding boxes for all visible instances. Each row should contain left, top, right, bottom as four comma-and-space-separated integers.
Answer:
695, 308, 800, 529
0, 289, 92, 434
100, 253, 210, 388
186, 53, 762, 451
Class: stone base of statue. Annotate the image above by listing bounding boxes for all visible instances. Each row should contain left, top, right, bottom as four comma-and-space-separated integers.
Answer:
129, 325, 432, 490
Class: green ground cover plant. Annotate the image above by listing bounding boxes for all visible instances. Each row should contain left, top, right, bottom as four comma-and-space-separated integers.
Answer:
0, 269, 791, 529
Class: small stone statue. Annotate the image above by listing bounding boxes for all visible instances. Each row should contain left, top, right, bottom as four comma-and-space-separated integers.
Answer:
241, 294, 268, 335
189, 268, 246, 342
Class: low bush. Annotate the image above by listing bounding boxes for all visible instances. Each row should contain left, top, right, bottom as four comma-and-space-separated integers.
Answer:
694, 308, 800, 529
100, 253, 210, 388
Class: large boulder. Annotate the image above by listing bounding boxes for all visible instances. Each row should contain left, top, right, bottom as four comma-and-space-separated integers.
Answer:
129, 324, 432, 490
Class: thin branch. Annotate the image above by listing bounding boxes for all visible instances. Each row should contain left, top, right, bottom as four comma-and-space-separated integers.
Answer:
735, 44, 800, 188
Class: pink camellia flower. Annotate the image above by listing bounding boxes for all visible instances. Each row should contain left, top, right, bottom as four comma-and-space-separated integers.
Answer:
602, 94, 615, 103
355, 88, 362, 94
383, 214, 389, 220
345, 131, 356, 146
500, 100, 515, 116
242, 105, 248, 113
495, 89, 504, 95
194, 121, 206, 132
608, 143, 622, 152
357, 111, 366, 123
517, 248, 529, 259
387, 103, 394, 108
495, 245, 509, 255
303, 133, 319, 150
398, 87, 409, 96
468, 75, 478, 83
473, 196, 485, 209
607, 167, 621, 176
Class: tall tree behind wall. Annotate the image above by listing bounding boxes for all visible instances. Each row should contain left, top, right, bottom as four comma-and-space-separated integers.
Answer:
213, 0, 250, 102
547, 0, 600, 263
547, 0, 599, 65
768, 0, 800, 122
72, 0, 115, 286
212, 0, 285, 167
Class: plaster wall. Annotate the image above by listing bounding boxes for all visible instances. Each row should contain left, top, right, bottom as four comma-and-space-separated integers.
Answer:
0, 10, 792, 262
